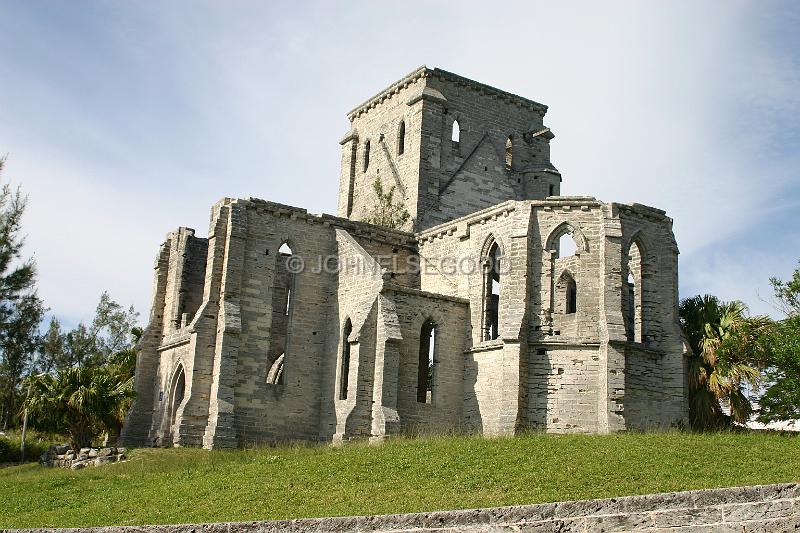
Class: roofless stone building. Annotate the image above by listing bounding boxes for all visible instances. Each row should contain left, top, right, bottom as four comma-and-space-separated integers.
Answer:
121, 67, 688, 448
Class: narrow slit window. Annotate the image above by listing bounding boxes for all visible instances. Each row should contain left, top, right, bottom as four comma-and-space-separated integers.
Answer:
339, 319, 352, 400
566, 277, 577, 314
398, 121, 405, 155
363, 140, 370, 172
626, 272, 636, 341
418, 319, 436, 403
451, 120, 460, 142
505, 135, 513, 170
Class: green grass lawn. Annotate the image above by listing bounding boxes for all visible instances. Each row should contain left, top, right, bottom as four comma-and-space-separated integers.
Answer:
2, 431, 799, 529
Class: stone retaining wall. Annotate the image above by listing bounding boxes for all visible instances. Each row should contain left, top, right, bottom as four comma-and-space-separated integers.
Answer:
14, 483, 799, 532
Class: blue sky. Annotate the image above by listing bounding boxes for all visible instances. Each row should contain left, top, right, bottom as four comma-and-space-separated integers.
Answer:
1, 1, 798, 327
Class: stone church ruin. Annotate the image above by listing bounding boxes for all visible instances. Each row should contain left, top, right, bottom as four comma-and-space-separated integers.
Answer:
121, 67, 687, 449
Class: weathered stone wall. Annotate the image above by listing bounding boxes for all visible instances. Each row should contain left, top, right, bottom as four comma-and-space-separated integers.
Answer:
124, 67, 688, 449
121, 228, 207, 447
423, 70, 560, 229
338, 73, 427, 231
328, 228, 388, 442
339, 67, 560, 232
16, 483, 799, 532
416, 196, 687, 435
387, 285, 469, 435
527, 346, 602, 432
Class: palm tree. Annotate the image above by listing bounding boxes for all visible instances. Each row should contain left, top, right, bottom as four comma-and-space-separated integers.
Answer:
23, 366, 134, 451
100, 346, 137, 445
679, 295, 770, 430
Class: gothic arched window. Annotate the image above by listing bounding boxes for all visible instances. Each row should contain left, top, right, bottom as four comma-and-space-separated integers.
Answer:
483, 241, 502, 341
267, 242, 295, 384
625, 241, 644, 342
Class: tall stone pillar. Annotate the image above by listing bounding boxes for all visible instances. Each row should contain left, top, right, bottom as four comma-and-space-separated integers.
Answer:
598, 209, 627, 433
370, 293, 402, 442
202, 202, 247, 449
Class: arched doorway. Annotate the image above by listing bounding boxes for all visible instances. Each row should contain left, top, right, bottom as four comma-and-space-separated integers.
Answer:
167, 364, 185, 445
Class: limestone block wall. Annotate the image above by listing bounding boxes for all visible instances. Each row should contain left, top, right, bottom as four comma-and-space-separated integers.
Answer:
418, 203, 529, 436
527, 346, 601, 432
423, 70, 559, 229
126, 195, 686, 447
121, 227, 206, 447
617, 203, 687, 429
339, 67, 560, 232
149, 340, 192, 446
417, 201, 520, 342
462, 344, 504, 434
416, 196, 686, 434
531, 197, 606, 342
222, 201, 341, 444
385, 286, 469, 435
159, 228, 208, 334
328, 228, 388, 442
338, 72, 427, 231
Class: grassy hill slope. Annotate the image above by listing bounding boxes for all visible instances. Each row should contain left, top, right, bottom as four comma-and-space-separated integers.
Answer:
2, 432, 799, 528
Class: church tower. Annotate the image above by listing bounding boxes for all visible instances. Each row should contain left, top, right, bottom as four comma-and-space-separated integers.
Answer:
337, 67, 561, 231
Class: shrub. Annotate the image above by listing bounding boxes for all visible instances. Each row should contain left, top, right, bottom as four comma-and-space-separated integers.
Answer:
0, 430, 65, 463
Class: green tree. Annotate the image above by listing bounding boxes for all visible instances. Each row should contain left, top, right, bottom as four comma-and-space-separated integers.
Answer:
364, 178, 411, 230
99, 327, 140, 444
679, 295, 770, 429
23, 365, 135, 451
38, 292, 139, 371
0, 156, 46, 429
770, 261, 800, 316
757, 264, 800, 424
38, 317, 68, 372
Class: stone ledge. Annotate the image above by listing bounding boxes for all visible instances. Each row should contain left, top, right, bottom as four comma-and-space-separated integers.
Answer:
11, 483, 799, 532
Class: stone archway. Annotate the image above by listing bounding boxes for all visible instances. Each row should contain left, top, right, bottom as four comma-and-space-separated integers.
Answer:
167, 364, 186, 446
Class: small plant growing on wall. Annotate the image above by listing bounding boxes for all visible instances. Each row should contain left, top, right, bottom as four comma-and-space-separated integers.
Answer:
364, 178, 411, 230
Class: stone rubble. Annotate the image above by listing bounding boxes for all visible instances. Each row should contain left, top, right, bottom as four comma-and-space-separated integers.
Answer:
39, 445, 127, 470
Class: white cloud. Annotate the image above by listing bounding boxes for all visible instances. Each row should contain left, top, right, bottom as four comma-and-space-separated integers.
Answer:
1, 1, 798, 324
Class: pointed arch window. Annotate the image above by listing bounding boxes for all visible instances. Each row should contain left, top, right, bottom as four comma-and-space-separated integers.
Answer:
398, 121, 406, 155
625, 241, 644, 342
168, 364, 186, 431
451, 120, 460, 143
555, 270, 578, 317
418, 319, 436, 403
505, 135, 513, 170
363, 140, 371, 172
339, 318, 352, 400
267, 242, 295, 384
483, 241, 502, 341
